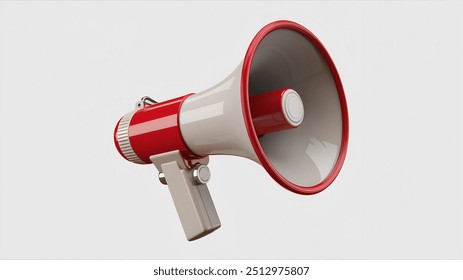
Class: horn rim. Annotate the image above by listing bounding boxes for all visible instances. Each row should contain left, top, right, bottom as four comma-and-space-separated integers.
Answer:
241, 20, 349, 195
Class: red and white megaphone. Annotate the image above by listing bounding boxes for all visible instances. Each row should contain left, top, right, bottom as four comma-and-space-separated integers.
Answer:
114, 20, 348, 241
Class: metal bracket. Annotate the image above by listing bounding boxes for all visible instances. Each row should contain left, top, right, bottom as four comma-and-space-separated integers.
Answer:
150, 151, 221, 241
135, 96, 157, 110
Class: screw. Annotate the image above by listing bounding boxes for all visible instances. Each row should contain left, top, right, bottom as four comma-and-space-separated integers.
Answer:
158, 172, 167, 185
191, 165, 211, 185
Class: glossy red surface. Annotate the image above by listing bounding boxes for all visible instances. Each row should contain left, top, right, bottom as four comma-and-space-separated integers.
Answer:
241, 20, 349, 195
250, 88, 295, 136
126, 94, 198, 163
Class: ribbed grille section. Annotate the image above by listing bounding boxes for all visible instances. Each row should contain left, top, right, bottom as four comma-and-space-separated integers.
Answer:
116, 112, 146, 164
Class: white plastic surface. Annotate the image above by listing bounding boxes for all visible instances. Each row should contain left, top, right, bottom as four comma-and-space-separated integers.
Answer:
249, 28, 343, 186
180, 28, 343, 188
150, 151, 220, 241
179, 63, 258, 162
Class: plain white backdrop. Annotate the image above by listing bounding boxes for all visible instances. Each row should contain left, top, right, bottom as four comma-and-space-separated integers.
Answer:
0, 1, 462, 259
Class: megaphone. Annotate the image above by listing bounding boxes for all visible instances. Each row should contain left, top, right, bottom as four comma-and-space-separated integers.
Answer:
114, 20, 348, 241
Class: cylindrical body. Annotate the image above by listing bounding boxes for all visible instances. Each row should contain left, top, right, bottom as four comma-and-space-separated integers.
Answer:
114, 89, 302, 164
250, 88, 304, 136
114, 94, 198, 164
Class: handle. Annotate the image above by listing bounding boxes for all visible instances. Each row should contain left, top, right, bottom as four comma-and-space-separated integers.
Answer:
150, 151, 221, 241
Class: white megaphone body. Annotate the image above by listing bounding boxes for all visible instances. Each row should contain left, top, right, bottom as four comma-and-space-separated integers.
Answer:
114, 20, 349, 241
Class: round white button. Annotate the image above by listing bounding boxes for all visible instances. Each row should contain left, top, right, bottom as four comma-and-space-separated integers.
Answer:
282, 89, 304, 126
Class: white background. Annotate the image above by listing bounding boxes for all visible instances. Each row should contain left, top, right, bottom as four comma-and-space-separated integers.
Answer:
0, 1, 462, 259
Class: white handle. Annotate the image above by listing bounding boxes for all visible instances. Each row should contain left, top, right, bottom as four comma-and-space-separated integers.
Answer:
150, 151, 221, 241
